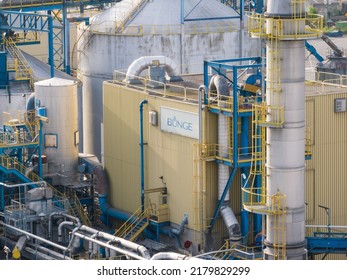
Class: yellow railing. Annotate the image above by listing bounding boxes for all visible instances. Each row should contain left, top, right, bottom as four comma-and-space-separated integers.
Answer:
71, 192, 92, 227
206, 92, 261, 114
0, 156, 92, 223
0, 110, 39, 148
3, 37, 34, 88
242, 187, 286, 215
114, 206, 149, 240
199, 143, 264, 165
247, 13, 323, 39
115, 0, 147, 32
111, 70, 198, 102
233, 244, 263, 260
305, 126, 313, 158
84, 19, 234, 36
148, 203, 169, 223
253, 103, 285, 128
12, 32, 40, 45
213, 242, 263, 260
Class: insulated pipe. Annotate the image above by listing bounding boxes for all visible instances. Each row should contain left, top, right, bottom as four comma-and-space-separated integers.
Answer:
87, 159, 131, 222
150, 252, 193, 260
139, 99, 148, 212
79, 225, 151, 259
58, 221, 74, 243
73, 232, 147, 260
48, 212, 81, 241
0, 222, 69, 253
88, 232, 99, 255
171, 214, 188, 236
209, 75, 241, 240
125, 56, 181, 83
0, 181, 47, 188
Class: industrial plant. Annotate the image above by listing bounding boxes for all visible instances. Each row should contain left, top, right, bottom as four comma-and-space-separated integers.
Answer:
0, 0, 347, 261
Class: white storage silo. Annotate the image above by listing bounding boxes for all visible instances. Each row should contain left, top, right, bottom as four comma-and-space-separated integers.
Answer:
35, 78, 79, 173
77, 0, 261, 160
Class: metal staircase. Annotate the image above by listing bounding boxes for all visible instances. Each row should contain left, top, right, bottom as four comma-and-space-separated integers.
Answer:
115, 0, 148, 32
69, 191, 92, 227
3, 37, 34, 89
0, 155, 91, 226
114, 206, 149, 242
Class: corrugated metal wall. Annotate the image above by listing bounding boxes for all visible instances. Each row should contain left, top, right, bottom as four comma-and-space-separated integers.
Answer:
305, 92, 347, 260
103, 81, 347, 258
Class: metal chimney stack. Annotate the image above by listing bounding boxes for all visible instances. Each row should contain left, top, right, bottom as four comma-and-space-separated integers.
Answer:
245, 1, 323, 259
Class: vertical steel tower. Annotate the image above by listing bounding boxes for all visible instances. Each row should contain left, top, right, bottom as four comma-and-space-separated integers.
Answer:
245, 1, 323, 259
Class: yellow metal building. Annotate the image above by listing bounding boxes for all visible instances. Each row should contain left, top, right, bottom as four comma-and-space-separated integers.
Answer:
103, 72, 347, 258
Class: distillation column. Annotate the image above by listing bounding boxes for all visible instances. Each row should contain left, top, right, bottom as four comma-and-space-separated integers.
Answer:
264, 0, 307, 260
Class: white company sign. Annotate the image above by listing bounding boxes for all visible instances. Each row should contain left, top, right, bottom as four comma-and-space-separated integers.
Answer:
160, 107, 199, 139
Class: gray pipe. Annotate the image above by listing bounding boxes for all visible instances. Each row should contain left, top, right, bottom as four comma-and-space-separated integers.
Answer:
58, 221, 74, 243
0, 181, 47, 188
73, 232, 147, 260
80, 225, 151, 259
150, 252, 201, 260
125, 56, 181, 83
171, 214, 188, 235
150, 252, 190, 260
49, 212, 81, 240
208, 75, 241, 241
0, 222, 69, 253
88, 232, 99, 256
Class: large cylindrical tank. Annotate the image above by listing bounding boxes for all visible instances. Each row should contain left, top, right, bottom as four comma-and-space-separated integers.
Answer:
35, 78, 78, 173
77, 0, 261, 160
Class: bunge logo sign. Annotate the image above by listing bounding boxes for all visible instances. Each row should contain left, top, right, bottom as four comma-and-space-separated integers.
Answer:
160, 107, 198, 139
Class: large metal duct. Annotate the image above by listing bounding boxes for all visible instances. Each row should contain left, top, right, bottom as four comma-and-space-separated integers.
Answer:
125, 55, 181, 83
263, 0, 308, 260
209, 75, 241, 241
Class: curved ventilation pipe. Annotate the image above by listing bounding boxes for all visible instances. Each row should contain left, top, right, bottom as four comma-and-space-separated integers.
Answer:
26, 92, 35, 111
150, 252, 200, 260
125, 55, 182, 84
93, 164, 131, 221
79, 225, 151, 259
209, 75, 241, 241
171, 213, 188, 236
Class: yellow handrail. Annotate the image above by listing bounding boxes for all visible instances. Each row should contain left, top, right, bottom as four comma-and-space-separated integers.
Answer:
114, 206, 149, 239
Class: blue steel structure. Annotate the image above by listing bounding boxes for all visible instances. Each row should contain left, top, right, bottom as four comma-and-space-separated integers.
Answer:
202, 57, 347, 256
0, 10, 55, 77
181, 0, 245, 24
203, 57, 263, 243
1, 0, 119, 73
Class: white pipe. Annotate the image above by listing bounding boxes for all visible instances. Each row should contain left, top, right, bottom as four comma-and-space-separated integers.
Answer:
73, 232, 147, 260
49, 212, 81, 241
88, 232, 99, 256
125, 55, 180, 83
58, 221, 74, 243
79, 225, 150, 259
171, 214, 188, 236
150, 252, 199, 260
0, 222, 69, 253
209, 75, 241, 240
0, 181, 47, 188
